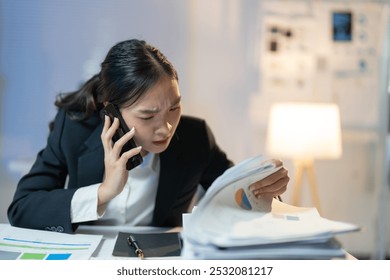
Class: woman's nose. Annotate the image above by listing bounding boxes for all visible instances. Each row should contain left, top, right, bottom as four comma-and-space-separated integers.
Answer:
156, 120, 172, 136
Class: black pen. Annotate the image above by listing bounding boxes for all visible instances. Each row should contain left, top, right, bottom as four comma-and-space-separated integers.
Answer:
127, 235, 144, 259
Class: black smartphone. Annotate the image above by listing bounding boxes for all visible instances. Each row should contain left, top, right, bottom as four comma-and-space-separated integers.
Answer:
101, 103, 143, 170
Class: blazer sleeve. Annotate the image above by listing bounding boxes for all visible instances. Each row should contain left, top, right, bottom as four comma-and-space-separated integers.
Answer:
7, 109, 78, 233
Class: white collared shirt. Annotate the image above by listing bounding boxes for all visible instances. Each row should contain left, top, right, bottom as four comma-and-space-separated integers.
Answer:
70, 153, 160, 226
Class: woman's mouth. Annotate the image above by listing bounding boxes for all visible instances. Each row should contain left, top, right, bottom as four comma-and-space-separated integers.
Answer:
152, 138, 169, 146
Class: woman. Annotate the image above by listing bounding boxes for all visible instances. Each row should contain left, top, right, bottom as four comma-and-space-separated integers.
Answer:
8, 39, 289, 233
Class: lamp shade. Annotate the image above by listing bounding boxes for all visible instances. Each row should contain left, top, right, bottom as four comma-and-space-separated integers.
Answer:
266, 102, 342, 160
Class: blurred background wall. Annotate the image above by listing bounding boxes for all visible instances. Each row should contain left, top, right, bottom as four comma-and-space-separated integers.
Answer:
0, 0, 389, 259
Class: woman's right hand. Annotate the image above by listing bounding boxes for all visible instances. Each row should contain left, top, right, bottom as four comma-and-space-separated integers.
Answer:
98, 115, 142, 205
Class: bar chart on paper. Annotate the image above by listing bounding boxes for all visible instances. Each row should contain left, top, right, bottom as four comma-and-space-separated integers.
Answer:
0, 224, 102, 260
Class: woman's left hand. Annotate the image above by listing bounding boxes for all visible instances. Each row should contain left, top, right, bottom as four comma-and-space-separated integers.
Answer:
249, 159, 289, 199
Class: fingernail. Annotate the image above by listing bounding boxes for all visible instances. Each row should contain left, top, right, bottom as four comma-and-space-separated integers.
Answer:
253, 190, 261, 197
255, 193, 262, 199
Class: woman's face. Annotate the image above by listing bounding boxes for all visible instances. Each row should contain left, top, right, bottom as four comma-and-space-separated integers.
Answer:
120, 77, 182, 156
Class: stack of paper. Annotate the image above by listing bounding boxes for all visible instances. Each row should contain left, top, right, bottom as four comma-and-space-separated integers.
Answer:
181, 155, 360, 259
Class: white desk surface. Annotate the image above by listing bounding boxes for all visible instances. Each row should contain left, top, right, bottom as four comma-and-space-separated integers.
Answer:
0, 224, 356, 260
75, 225, 356, 260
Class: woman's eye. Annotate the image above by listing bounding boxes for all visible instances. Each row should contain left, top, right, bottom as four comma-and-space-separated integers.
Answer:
170, 106, 180, 112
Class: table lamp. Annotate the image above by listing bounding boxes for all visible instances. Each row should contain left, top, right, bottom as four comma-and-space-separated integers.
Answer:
266, 102, 342, 213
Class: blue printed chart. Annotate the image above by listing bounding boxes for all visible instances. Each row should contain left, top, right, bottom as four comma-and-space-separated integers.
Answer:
0, 224, 102, 260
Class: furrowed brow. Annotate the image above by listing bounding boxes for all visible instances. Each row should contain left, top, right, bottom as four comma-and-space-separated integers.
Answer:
171, 96, 182, 106
137, 96, 181, 114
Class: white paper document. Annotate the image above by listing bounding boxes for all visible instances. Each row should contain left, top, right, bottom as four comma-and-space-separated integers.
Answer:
181, 155, 360, 259
0, 224, 102, 260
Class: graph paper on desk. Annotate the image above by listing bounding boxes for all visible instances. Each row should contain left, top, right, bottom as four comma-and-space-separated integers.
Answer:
0, 224, 102, 260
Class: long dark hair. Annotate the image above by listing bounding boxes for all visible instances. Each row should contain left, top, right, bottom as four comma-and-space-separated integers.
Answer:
54, 39, 178, 120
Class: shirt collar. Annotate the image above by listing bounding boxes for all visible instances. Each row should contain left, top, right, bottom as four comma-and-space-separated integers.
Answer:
139, 152, 159, 172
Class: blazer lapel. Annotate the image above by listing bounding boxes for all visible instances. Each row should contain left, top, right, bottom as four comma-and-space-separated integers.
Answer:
76, 122, 105, 187
152, 133, 184, 224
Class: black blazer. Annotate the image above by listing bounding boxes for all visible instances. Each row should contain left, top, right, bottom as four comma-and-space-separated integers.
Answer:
7, 109, 233, 233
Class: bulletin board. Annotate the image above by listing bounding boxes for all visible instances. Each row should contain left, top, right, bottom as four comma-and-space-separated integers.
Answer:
251, 0, 389, 129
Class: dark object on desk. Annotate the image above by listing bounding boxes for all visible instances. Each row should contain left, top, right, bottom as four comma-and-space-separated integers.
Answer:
113, 232, 182, 258
127, 235, 144, 259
